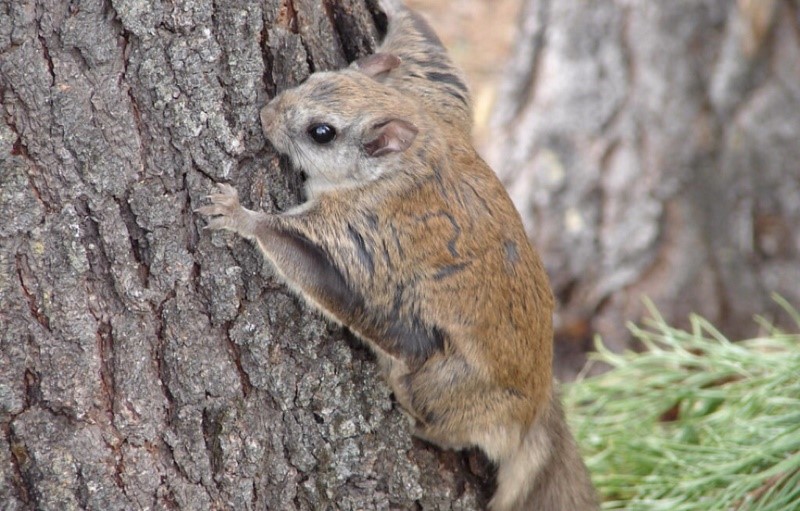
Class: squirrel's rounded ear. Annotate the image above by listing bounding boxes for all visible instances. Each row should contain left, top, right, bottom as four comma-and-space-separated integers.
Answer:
363, 119, 418, 157
353, 53, 401, 79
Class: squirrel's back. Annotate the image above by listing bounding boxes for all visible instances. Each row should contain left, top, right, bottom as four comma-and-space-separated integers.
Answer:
368, 0, 473, 132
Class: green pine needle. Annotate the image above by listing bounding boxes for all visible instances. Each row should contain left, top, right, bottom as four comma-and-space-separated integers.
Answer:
565, 297, 800, 511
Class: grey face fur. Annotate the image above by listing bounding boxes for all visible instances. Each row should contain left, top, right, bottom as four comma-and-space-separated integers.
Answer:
260, 71, 420, 198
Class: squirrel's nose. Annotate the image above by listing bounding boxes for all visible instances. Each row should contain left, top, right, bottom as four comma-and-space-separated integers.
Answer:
260, 100, 278, 136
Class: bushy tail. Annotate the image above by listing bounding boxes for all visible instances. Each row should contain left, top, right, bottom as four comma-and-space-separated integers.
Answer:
492, 394, 598, 511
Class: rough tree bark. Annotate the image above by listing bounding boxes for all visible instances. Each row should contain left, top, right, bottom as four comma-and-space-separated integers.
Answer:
0, 0, 489, 509
487, 0, 800, 376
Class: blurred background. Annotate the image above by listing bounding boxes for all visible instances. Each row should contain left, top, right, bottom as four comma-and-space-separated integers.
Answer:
410, 0, 800, 378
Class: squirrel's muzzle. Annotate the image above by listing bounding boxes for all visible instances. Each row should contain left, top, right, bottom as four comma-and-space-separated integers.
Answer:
260, 100, 279, 139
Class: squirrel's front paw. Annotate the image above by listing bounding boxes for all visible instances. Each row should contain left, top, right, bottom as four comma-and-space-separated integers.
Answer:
196, 183, 245, 232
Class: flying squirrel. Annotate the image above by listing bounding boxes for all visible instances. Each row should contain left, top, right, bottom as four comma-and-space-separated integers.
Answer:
198, 1, 597, 509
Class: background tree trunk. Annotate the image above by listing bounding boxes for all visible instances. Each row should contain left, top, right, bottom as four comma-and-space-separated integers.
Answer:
0, 0, 488, 508
487, 0, 800, 377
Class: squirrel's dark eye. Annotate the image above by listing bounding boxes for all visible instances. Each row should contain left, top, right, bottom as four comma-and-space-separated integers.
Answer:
307, 123, 337, 144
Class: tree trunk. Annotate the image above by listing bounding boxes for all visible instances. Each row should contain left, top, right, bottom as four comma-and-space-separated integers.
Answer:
0, 0, 488, 508
487, 0, 800, 377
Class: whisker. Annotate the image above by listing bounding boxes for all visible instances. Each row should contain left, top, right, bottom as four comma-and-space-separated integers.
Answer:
289, 138, 333, 186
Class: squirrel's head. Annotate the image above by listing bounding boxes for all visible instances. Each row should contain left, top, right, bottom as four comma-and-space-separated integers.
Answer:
260, 69, 436, 197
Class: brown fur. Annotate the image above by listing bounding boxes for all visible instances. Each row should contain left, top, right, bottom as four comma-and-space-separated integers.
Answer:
356, 0, 473, 133
198, 1, 597, 509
